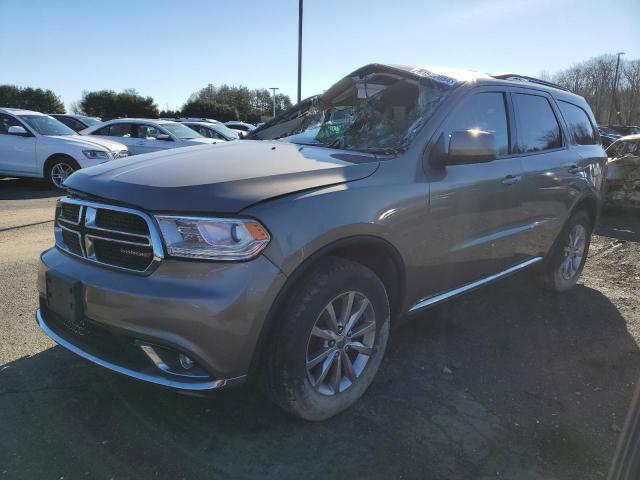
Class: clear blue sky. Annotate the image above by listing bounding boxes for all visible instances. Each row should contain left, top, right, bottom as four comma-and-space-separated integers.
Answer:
1, 0, 638, 112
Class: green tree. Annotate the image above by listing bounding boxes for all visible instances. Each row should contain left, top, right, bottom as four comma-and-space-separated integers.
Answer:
0, 85, 65, 113
78, 89, 158, 119
184, 84, 293, 122
181, 98, 238, 121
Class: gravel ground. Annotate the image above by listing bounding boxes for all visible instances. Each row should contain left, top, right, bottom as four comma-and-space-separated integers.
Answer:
0, 178, 639, 480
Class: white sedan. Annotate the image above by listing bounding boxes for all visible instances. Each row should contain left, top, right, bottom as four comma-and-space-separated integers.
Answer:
179, 121, 239, 141
0, 108, 128, 188
81, 118, 220, 155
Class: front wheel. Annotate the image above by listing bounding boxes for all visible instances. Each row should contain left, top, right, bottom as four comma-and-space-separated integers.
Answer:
536, 210, 592, 292
264, 257, 390, 421
46, 157, 79, 189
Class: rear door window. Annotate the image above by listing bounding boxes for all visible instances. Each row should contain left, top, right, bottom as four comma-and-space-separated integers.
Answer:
446, 92, 510, 156
513, 93, 562, 153
558, 101, 599, 145
95, 123, 133, 137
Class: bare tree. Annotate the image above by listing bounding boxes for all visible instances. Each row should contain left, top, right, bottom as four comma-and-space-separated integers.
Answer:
552, 54, 639, 125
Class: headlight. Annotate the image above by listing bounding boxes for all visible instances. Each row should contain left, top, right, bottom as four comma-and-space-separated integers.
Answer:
83, 150, 109, 160
155, 216, 270, 261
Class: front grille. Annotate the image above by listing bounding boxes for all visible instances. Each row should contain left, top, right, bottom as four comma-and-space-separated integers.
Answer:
61, 228, 82, 254
60, 203, 81, 223
93, 238, 154, 270
113, 150, 128, 159
95, 209, 149, 235
55, 197, 161, 274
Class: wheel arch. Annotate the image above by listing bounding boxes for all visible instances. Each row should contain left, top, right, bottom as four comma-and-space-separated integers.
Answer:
248, 235, 406, 381
43, 153, 79, 177
570, 193, 599, 229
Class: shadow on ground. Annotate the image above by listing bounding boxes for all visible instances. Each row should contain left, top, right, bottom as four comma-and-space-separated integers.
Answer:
1, 274, 637, 480
597, 208, 640, 242
0, 177, 59, 200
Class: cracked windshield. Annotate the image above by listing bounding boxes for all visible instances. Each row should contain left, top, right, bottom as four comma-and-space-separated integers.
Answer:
250, 66, 454, 154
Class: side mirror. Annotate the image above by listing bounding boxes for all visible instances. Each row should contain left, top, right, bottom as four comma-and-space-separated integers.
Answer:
156, 133, 172, 141
447, 130, 497, 165
8, 125, 28, 136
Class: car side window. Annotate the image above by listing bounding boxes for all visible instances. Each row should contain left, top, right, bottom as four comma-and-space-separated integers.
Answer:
557, 101, 598, 145
211, 131, 225, 140
96, 123, 132, 137
136, 124, 159, 139
446, 92, 510, 156
56, 117, 73, 129
513, 93, 562, 153
192, 126, 210, 137
0, 113, 24, 135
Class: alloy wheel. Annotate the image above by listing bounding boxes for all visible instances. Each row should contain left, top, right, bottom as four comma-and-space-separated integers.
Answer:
560, 224, 586, 280
50, 162, 75, 188
306, 291, 376, 396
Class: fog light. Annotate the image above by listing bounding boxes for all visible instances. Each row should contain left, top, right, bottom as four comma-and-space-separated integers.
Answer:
179, 353, 195, 370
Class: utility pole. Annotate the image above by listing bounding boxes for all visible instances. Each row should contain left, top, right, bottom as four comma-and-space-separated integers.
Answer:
608, 51, 625, 125
270, 87, 279, 118
297, 0, 303, 103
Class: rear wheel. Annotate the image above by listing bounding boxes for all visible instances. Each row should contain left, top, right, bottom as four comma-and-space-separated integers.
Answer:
536, 210, 592, 292
46, 157, 79, 189
264, 257, 390, 421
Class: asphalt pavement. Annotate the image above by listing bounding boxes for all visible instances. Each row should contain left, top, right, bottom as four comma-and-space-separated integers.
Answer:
1, 177, 639, 480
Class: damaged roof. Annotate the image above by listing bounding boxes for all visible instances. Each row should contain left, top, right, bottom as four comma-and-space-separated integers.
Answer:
350, 63, 491, 87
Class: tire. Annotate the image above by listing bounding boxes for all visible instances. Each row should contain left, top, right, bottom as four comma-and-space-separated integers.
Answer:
45, 156, 79, 189
264, 257, 390, 421
536, 210, 592, 292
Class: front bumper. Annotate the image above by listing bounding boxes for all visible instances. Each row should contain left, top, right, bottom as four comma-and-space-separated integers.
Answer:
37, 247, 287, 391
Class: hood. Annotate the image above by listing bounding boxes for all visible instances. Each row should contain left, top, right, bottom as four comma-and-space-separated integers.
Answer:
49, 135, 128, 151
65, 140, 380, 213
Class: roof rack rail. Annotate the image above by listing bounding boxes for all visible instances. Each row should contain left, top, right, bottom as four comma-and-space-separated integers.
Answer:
489, 73, 570, 92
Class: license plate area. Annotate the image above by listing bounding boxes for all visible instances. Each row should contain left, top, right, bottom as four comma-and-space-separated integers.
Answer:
45, 271, 85, 334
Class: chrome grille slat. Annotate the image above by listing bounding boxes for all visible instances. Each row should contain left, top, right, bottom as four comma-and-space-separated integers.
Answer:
54, 197, 163, 275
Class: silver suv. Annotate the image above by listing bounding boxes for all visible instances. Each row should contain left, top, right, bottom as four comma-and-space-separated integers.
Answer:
36, 64, 607, 420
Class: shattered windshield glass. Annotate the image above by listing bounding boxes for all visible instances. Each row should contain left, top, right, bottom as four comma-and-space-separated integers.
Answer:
249, 66, 457, 154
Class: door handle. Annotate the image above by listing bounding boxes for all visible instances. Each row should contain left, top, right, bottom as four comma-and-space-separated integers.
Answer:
501, 174, 522, 185
568, 164, 584, 174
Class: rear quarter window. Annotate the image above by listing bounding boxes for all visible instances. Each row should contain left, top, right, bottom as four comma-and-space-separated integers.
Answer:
558, 101, 599, 145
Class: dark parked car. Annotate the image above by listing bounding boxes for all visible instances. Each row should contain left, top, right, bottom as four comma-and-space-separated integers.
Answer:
598, 126, 622, 148
36, 64, 607, 420
50, 114, 102, 132
605, 125, 640, 137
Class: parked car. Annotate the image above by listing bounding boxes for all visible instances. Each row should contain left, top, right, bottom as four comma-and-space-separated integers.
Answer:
224, 121, 255, 137
36, 64, 606, 421
0, 108, 128, 188
50, 114, 102, 133
180, 121, 239, 141
606, 125, 640, 137
598, 126, 622, 148
605, 134, 640, 208
178, 117, 220, 124
80, 118, 219, 155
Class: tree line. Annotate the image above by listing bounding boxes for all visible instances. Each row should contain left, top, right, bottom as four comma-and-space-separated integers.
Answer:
0, 83, 292, 123
2, 54, 638, 125
543, 54, 640, 125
